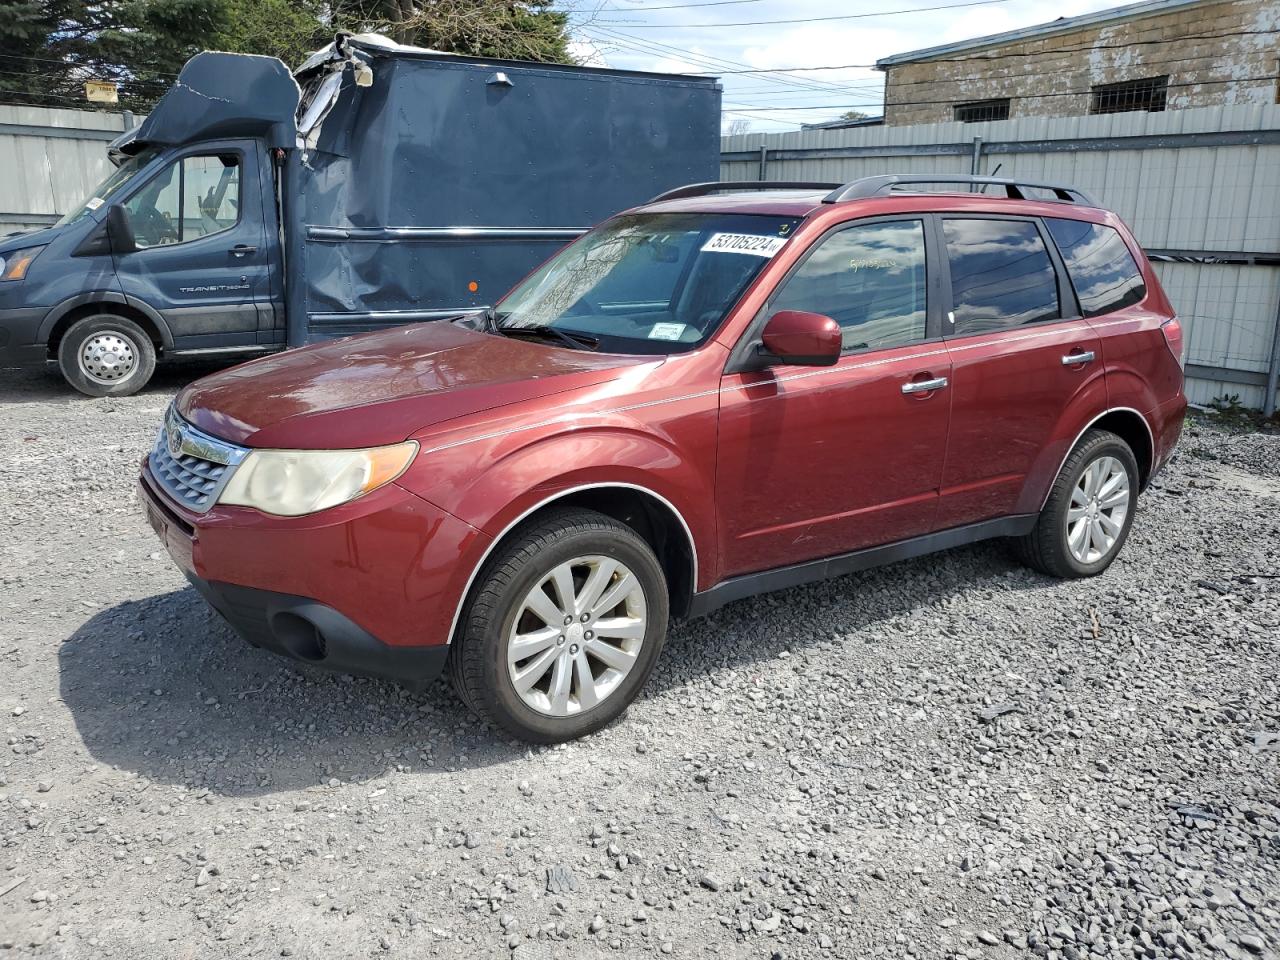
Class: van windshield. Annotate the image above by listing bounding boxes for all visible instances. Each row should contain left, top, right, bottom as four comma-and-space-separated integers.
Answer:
494, 212, 801, 354
56, 148, 161, 227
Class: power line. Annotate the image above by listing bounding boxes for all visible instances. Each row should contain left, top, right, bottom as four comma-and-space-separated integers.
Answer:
592, 0, 1016, 28
581, 25, 858, 95
681, 27, 1280, 76
719, 71, 1280, 114
577, 0, 764, 10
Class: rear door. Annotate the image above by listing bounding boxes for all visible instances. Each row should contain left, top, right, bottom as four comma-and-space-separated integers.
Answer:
934, 215, 1106, 529
114, 140, 272, 350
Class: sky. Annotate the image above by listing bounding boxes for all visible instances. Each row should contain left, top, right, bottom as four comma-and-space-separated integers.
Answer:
560, 0, 1131, 132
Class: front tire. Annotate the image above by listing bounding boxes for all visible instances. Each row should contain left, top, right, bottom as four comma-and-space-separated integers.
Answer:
57, 314, 157, 397
1014, 428, 1139, 578
450, 508, 669, 743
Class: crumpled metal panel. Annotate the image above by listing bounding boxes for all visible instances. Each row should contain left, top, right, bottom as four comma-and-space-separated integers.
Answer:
131, 52, 300, 153
296, 50, 721, 337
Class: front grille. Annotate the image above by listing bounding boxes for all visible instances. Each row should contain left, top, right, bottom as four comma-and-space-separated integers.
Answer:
148, 407, 249, 513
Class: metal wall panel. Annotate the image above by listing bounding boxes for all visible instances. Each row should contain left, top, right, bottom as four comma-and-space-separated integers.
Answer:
0, 105, 128, 231
722, 104, 1280, 410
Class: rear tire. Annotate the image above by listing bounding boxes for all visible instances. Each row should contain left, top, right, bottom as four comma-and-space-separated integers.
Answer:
1014, 429, 1139, 578
57, 314, 156, 397
450, 508, 669, 743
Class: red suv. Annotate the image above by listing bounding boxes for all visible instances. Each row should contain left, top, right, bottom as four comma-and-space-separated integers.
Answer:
139, 175, 1186, 743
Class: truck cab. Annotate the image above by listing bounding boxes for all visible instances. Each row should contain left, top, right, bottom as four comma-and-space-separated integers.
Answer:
0, 36, 720, 396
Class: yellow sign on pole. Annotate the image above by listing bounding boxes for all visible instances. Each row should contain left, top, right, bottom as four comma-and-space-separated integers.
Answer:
85, 80, 118, 104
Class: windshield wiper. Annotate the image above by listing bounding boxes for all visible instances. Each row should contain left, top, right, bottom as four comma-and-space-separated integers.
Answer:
498, 324, 599, 351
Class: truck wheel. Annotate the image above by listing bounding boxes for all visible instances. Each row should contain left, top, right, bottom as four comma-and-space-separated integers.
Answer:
450, 508, 669, 743
1014, 429, 1139, 578
58, 314, 156, 397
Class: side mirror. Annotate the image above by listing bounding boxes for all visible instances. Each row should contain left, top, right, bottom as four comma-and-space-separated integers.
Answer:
759, 310, 841, 367
106, 204, 137, 254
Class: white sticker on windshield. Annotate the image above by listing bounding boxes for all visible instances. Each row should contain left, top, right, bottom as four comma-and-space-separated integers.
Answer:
701, 232, 788, 258
648, 322, 687, 341
85, 197, 104, 211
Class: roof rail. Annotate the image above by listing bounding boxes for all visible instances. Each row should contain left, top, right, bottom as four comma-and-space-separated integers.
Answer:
823, 175, 1096, 206
649, 181, 841, 203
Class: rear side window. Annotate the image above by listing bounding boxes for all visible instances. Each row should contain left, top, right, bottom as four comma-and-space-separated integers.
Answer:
1045, 218, 1146, 317
769, 219, 928, 352
942, 218, 1060, 335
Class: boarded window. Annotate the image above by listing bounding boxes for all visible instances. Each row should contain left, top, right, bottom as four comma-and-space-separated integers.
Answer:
1090, 76, 1167, 114
954, 99, 1010, 123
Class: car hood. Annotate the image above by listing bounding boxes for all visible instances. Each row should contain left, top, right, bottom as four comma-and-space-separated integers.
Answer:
0, 223, 63, 252
177, 322, 650, 448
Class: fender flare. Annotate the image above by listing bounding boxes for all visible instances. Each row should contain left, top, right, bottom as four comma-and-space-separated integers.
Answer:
38, 292, 175, 350
1039, 405, 1155, 509
443, 480, 702, 647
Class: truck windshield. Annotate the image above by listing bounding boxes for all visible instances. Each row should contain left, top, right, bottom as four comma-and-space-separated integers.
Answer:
495, 212, 802, 354
56, 148, 161, 227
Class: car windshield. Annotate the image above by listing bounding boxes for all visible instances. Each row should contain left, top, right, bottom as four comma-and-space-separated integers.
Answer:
494, 212, 802, 354
56, 148, 161, 227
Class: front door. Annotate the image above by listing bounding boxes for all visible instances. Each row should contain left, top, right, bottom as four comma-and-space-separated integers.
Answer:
933, 215, 1106, 529
716, 217, 952, 578
114, 140, 272, 350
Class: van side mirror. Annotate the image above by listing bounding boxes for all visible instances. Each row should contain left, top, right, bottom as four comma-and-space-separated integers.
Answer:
106, 204, 137, 254
758, 310, 841, 367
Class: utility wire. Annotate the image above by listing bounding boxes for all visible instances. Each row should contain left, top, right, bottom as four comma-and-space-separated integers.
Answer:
719, 72, 1280, 114
683, 27, 1280, 75
592, 0, 1016, 28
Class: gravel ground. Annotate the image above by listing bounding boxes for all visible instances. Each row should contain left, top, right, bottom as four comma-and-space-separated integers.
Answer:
1, 363, 1277, 960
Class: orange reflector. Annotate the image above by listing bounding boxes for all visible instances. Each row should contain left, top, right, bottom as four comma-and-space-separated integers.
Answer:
467, 281, 479, 293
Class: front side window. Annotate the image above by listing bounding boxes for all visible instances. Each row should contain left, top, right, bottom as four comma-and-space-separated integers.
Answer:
942, 218, 1060, 336
124, 154, 240, 248
769, 219, 928, 352
1045, 218, 1145, 317
495, 212, 800, 355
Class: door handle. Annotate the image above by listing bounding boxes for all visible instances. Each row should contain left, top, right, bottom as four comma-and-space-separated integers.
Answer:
1061, 350, 1096, 366
231, 244, 257, 258
902, 376, 948, 395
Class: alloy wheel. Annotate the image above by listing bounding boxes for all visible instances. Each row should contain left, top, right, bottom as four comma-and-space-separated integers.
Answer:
506, 555, 648, 717
1066, 455, 1130, 564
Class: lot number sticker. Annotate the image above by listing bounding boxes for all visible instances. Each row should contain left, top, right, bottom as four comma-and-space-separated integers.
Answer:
701, 233, 788, 258
648, 322, 687, 340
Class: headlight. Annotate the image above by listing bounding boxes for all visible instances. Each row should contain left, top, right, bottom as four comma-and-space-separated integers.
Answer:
0, 246, 46, 281
218, 441, 418, 516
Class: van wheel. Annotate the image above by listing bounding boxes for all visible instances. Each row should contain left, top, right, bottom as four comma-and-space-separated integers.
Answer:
58, 314, 156, 397
450, 508, 669, 744
1014, 429, 1139, 578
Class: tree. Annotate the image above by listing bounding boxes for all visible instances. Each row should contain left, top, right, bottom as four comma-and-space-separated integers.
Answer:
0, 0, 229, 110
331, 0, 577, 62
214, 0, 329, 69
725, 118, 752, 136
838, 110, 870, 121
0, 0, 580, 111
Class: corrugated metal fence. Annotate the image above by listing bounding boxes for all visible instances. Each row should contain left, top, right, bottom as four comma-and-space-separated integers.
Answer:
0, 104, 133, 233
4, 103, 1278, 411
723, 104, 1280, 413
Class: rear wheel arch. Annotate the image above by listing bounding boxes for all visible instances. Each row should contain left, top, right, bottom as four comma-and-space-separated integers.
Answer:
1066, 408, 1154, 492
448, 482, 699, 646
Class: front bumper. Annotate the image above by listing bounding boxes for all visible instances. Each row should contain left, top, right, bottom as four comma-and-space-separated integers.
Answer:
0, 306, 49, 367
138, 459, 489, 686
184, 574, 449, 688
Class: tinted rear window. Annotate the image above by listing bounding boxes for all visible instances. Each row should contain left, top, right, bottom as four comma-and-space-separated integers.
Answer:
1045, 218, 1146, 317
942, 218, 1060, 335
